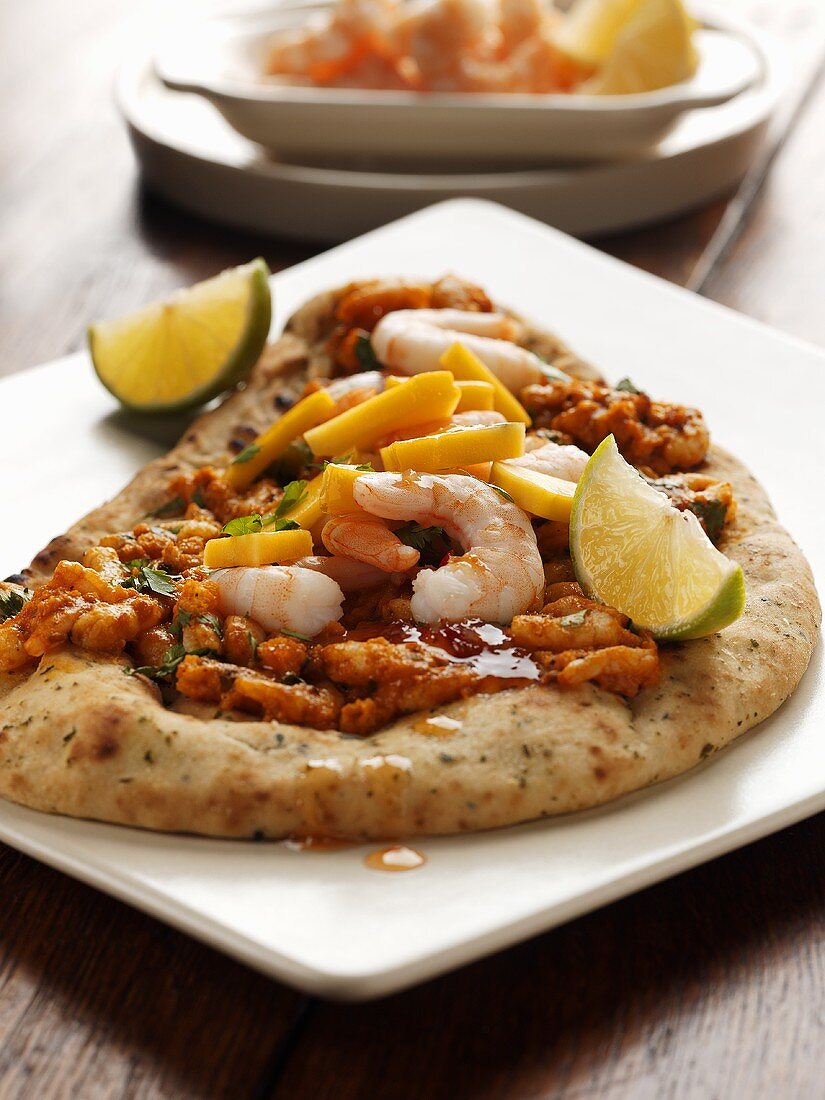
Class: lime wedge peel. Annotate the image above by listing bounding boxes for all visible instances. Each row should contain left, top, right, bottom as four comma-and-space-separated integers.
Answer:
570, 435, 745, 641
89, 258, 272, 414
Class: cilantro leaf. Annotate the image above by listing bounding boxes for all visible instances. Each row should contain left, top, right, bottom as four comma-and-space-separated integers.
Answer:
0, 589, 29, 622
120, 565, 177, 597
126, 642, 187, 681
615, 377, 642, 395
271, 440, 314, 484
274, 479, 307, 518
149, 496, 185, 519
199, 612, 223, 636
223, 514, 264, 536
490, 484, 515, 504
125, 642, 218, 681
231, 443, 261, 466
690, 499, 727, 544
396, 522, 451, 566
355, 334, 382, 371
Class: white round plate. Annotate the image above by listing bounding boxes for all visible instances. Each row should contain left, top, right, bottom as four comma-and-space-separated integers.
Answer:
154, 6, 765, 163
118, 22, 782, 243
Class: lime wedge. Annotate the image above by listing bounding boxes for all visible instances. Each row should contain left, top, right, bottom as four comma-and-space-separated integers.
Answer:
89, 258, 271, 413
570, 435, 745, 640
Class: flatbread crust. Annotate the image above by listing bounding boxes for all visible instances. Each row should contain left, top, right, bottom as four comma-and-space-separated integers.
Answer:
0, 292, 819, 839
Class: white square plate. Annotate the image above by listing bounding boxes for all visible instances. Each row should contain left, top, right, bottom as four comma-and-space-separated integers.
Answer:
0, 199, 821, 1000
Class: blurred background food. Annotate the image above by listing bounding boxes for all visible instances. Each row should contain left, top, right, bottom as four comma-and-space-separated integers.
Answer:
264, 0, 698, 96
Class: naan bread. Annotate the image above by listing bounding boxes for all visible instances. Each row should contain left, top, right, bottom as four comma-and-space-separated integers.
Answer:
0, 291, 819, 838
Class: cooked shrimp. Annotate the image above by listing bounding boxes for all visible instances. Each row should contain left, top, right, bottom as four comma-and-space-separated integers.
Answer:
371, 308, 563, 392
504, 438, 589, 482
324, 371, 386, 400
498, 0, 545, 53
297, 554, 410, 591
460, 27, 592, 92
392, 0, 492, 90
352, 471, 544, 623
322, 513, 421, 573
267, 0, 396, 83
211, 566, 343, 637
451, 409, 506, 427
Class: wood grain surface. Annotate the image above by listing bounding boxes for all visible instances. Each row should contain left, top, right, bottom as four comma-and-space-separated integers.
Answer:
1, 1, 824, 1097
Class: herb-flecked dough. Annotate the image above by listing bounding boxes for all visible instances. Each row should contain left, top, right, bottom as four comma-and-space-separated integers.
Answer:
0, 290, 819, 839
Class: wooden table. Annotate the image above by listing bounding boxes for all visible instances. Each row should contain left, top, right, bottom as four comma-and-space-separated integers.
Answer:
1, 2, 824, 1096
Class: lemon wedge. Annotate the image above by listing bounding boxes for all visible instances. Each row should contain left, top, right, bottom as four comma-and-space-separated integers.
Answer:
562, 0, 698, 94
89, 259, 272, 413
570, 436, 744, 639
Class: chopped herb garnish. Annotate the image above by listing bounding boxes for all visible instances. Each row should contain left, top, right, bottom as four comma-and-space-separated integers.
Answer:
223, 513, 265, 536
272, 440, 314, 484
615, 377, 642, 395
690, 499, 727, 543
199, 612, 223, 636
280, 628, 313, 643
120, 565, 177, 597
231, 442, 261, 466
275, 479, 308, 518
490, 484, 515, 504
246, 632, 259, 663
0, 589, 30, 622
396, 522, 451, 567
125, 557, 151, 573
125, 642, 216, 681
171, 608, 222, 637
149, 496, 185, 519
126, 642, 187, 681
355, 333, 382, 371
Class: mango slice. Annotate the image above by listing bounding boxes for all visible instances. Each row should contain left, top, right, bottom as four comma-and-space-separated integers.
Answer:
382, 422, 525, 472
203, 528, 313, 569
440, 343, 531, 425
455, 380, 496, 412
490, 462, 576, 522
304, 371, 460, 456
386, 374, 495, 412
287, 473, 326, 529
225, 389, 336, 490
321, 463, 368, 514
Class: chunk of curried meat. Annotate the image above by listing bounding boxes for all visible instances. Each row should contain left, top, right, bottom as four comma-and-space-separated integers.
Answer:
257, 635, 308, 677
522, 377, 709, 474
0, 561, 167, 670
222, 675, 342, 728
510, 607, 642, 652
222, 615, 266, 667
550, 642, 660, 697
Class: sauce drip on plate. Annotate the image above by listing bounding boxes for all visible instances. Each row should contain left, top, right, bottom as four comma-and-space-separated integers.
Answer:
364, 845, 427, 872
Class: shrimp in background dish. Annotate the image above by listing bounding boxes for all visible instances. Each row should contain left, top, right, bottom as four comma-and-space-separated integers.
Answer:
371, 308, 557, 391
265, 0, 398, 83
211, 566, 344, 637
352, 471, 544, 623
391, 0, 493, 90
